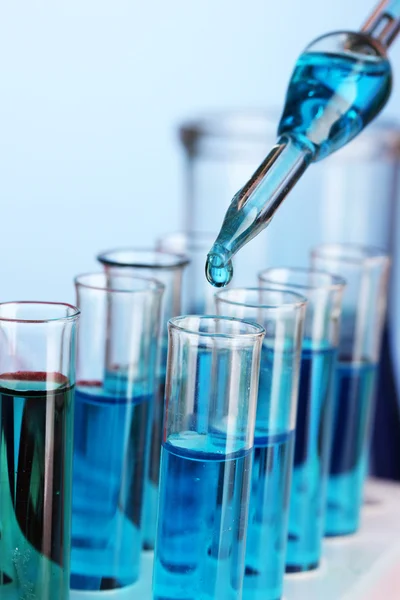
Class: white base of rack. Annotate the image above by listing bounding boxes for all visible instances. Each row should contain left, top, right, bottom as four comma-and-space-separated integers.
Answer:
284, 478, 400, 600
70, 478, 400, 600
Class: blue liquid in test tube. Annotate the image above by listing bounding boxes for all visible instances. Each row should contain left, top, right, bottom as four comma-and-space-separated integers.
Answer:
143, 339, 168, 550
71, 373, 152, 590
257, 269, 344, 574
155, 433, 252, 599
286, 341, 337, 571
244, 346, 296, 600
325, 360, 378, 536
215, 288, 306, 600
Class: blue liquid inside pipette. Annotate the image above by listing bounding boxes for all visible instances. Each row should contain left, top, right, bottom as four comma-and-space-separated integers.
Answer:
206, 37, 392, 288
278, 49, 392, 160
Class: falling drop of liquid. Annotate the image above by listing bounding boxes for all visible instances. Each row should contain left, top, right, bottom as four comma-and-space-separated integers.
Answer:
205, 253, 233, 288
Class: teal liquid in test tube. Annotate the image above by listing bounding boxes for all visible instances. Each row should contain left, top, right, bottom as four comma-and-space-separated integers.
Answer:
70, 273, 163, 591
259, 269, 345, 572
215, 290, 306, 600
311, 245, 390, 536
0, 302, 79, 599
153, 316, 264, 600
97, 249, 189, 550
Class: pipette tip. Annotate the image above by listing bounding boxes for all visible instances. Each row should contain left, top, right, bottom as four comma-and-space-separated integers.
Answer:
205, 247, 233, 288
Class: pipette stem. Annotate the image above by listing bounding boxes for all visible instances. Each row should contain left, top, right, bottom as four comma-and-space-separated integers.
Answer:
210, 135, 313, 258
362, 0, 400, 48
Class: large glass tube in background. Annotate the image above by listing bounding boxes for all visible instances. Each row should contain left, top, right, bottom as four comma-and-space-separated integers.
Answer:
258, 269, 345, 573
153, 315, 264, 600
70, 273, 163, 591
215, 290, 306, 600
96, 249, 188, 550
0, 301, 79, 599
179, 111, 400, 480
311, 245, 390, 536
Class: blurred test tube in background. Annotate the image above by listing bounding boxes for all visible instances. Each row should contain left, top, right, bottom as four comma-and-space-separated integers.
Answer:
258, 268, 345, 572
97, 250, 189, 550
311, 245, 390, 536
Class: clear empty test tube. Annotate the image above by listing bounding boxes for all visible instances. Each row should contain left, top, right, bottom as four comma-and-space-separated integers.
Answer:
97, 249, 189, 550
258, 269, 345, 573
0, 302, 80, 599
70, 273, 163, 592
156, 231, 217, 313
311, 245, 390, 536
153, 315, 265, 600
215, 290, 306, 600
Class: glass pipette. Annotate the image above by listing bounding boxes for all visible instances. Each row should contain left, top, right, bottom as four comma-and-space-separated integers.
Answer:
206, 0, 400, 287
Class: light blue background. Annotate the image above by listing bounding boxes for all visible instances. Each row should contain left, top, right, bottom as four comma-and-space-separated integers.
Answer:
0, 1, 399, 302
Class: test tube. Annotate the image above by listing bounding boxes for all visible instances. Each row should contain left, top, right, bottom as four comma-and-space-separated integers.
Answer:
0, 301, 79, 599
153, 315, 264, 600
156, 231, 217, 313
70, 273, 163, 591
215, 290, 306, 600
258, 269, 345, 572
310, 245, 390, 536
97, 249, 189, 550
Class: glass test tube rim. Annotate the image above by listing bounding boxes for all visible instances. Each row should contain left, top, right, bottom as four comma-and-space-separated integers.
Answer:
97, 247, 190, 271
168, 314, 265, 341
0, 300, 80, 324
258, 267, 347, 292
180, 109, 400, 162
310, 243, 391, 268
74, 272, 165, 297
215, 286, 308, 312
